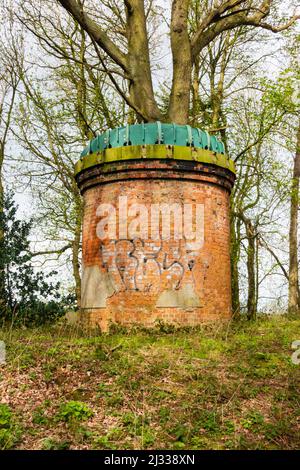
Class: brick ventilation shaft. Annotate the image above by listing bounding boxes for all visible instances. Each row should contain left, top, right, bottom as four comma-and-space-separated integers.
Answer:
75, 123, 236, 331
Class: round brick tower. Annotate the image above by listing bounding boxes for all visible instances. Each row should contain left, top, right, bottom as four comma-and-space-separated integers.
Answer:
75, 123, 236, 331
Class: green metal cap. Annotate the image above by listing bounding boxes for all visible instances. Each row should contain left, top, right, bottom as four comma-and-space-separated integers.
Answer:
81, 122, 226, 157
75, 122, 236, 178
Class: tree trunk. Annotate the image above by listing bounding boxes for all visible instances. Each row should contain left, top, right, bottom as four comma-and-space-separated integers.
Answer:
288, 121, 300, 314
255, 235, 259, 315
72, 235, 81, 309
230, 214, 241, 316
211, 37, 227, 129
0, 145, 5, 315
233, 210, 257, 320
246, 219, 257, 320
168, 0, 192, 124
57, 0, 300, 124
191, 59, 200, 127
125, 0, 162, 122
72, 200, 82, 309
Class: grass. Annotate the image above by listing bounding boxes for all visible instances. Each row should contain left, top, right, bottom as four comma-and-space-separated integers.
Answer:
0, 315, 300, 450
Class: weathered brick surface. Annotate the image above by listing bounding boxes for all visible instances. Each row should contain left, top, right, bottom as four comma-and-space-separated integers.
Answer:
78, 159, 235, 331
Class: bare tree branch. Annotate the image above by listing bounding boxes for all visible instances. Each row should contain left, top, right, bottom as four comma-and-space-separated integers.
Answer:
191, 1, 299, 62
57, 0, 128, 71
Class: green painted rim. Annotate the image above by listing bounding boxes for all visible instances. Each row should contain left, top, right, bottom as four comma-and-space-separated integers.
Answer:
74, 144, 236, 177
80, 122, 226, 156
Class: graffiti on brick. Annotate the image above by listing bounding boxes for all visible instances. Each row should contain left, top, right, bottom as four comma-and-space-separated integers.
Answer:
100, 238, 198, 293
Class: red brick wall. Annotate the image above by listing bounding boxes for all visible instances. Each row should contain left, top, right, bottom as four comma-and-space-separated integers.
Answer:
79, 160, 234, 330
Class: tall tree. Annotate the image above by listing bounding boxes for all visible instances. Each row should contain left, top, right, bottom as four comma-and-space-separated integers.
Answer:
185, 20, 289, 316
11, 5, 125, 306
0, 14, 22, 314
55, 0, 299, 124
262, 39, 300, 313
230, 91, 288, 319
287, 36, 300, 314
288, 120, 300, 313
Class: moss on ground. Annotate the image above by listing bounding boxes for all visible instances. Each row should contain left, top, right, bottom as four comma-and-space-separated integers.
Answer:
0, 315, 299, 450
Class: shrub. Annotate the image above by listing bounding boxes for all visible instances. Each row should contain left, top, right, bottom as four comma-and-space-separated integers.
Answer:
0, 192, 75, 327
0, 404, 20, 449
57, 401, 94, 423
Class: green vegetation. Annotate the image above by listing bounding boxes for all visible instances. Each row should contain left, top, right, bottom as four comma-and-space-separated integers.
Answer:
0, 192, 74, 327
57, 401, 94, 424
0, 316, 299, 450
0, 403, 21, 449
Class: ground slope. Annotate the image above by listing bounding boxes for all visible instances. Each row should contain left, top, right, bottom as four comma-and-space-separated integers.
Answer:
0, 316, 300, 450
